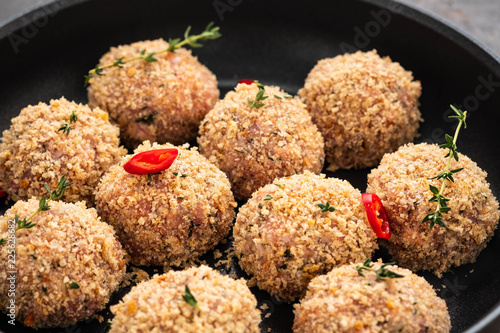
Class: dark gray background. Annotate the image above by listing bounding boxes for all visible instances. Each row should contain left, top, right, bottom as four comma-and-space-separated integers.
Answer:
1, 0, 499, 56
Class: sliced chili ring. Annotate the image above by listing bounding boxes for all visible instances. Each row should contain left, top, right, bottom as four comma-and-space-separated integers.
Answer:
237, 79, 255, 85
362, 193, 391, 239
123, 148, 178, 175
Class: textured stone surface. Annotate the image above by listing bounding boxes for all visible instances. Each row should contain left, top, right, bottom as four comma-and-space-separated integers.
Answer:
405, 0, 500, 56
1, 0, 498, 56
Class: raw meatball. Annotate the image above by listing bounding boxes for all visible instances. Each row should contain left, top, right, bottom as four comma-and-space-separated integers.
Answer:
0, 97, 126, 204
198, 82, 324, 201
0, 199, 126, 329
95, 141, 236, 266
110, 265, 260, 333
367, 143, 500, 276
88, 39, 219, 148
233, 171, 378, 302
293, 261, 450, 333
299, 50, 422, 171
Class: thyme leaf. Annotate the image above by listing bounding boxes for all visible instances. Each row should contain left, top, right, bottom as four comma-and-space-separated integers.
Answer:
69, 281, 80, 289
182, 285, 200, 310
7, 175, 73, 236
317, 202, 335, 212
58, 123, 71, 136
356, 259, 404, 281
69, 110, 78, 123
247, 81, 268, 108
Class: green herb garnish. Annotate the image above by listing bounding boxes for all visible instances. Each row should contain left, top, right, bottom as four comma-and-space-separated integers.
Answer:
69, 110, 78, 123
0, 176, 72, 245
182, 285, 200, 310
317, 202, 335, 212
264, 194, 273, 201
15, 175, 72, 233
172, 172, 187, 177
147, 172, 162, 181
422, 105, 467, 230
69, 281, 80, 289
85, 22, 221, 86
103, 319, 113, 333
356, 259, 404, 281
247, 81, 268, 108
58, 123, 71, 136
58, 111, 78, 136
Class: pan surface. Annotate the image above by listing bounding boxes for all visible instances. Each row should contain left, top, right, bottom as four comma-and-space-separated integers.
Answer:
1, 0, 500, 332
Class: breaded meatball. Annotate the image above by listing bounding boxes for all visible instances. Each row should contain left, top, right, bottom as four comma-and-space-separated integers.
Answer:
0, 199, 126, 329
299, 50, 422, 171
367, 143, 500, 276
233, 171, 378, 302
0, 97, 126, 204
95, 141, 236, 266
198, 82, 324, 201
110, 265, 260, 333
293, 261, 451, 333
87, 39, 219, 148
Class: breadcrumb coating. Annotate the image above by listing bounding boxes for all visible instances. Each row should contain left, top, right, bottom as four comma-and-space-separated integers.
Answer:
367, 143, 500, 276
293, 261, 451, 333
95, 141, 236, 266
0, 199, 127, 329
299, 50, 422, 171
88, 39, 219, 148
233, 171, 378, 302
0, 97, 126, 204
110, 265, 261, 333
198, 83, 324, 201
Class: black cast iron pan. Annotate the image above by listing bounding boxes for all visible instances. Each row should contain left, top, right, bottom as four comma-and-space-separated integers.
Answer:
0, 0, 499, 332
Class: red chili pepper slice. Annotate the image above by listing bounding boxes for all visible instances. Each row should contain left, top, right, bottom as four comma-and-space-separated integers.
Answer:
0, 189, 7, 198
238, 79, 255, 85
362, 193, 391, 239
123, 148, 178, 175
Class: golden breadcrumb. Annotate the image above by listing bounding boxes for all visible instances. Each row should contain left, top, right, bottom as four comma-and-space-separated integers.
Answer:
198, 82, 324, 201
367, 143, 499, 276
110, 265, 261, 333
233, 171, 378, 302
0, 97, 126, 204
299, 50, 422, 171
293, 261, 451, 333
0, 199, 126, 329
95, 141, 236, 266
88, 39, 219, 148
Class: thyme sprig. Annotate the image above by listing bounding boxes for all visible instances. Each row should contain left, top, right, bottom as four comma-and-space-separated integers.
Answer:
317, 202, 335, 212
69, 110, 78, 123
247, 81, 268, 108
17, 175, 72, 232
182, 285, 200, 310
84, 22, 221, 86
0, 176, 72, 246
422, 105, 467, 230
58, 110, 78, 136
356, 259, 404, 281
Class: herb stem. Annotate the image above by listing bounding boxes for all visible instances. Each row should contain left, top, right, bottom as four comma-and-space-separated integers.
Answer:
85, 23, 221, 86
423, 106, 467, 230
